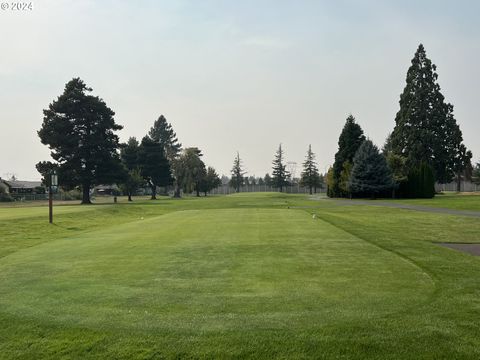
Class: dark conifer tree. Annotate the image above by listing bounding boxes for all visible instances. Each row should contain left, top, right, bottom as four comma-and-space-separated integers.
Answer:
148, 115, 182, 197
349, 140, 394, 198
138, 136, 173, 200
35, 161, 58, 187
390, 44, 470, 183
38, 78, 123, 204
199, 166, 221, 196
121, 137, 140, 171
330, 115, 365, 197
271, 144, 289, 192
300, 145, 320, 195
120, 137, 143, 201
148, 115, 182, 160
230, 152, 246, 192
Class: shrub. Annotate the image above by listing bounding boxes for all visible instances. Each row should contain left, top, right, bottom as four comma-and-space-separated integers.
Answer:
398, 162, 435, 198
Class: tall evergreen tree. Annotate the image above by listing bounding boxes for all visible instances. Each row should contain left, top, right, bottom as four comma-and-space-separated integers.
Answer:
121, 137, 140, 171
148, 115, 182, 197
349, 140, 394, 198
38, 78, 123, 204
138, 136, 173, 200
330, 115, 365, 197
120, 137, 143, 201
390, 44, 470, 183
271, 144, 289, 192
230, 152, 246, 192
300, 145, 320, 195
148, 115, 182, 159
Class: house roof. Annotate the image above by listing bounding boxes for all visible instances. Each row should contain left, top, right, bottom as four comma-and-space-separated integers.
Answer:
3, 180, 43, 189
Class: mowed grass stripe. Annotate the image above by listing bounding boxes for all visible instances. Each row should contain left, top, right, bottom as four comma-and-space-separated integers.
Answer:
0, 208, 433, 334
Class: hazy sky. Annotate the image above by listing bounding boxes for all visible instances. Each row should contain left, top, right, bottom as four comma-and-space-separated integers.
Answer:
1, 0, 479, 180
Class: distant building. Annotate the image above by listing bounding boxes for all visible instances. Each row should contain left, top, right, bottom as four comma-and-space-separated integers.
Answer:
0, 179, 44, 194
94, 184, 120, 196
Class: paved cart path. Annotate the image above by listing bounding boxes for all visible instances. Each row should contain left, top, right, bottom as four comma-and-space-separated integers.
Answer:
301, 198, 480, 218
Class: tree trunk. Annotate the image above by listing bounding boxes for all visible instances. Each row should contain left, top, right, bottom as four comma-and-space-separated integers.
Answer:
309, 186, 313, 195
128, 192, 132, 202
81, 184, 91, 204
174, 183, 181, 198
204, 191, 207, 196
196, 189, 200, 197
456, 174, 461, 192
150, 183, 157, 200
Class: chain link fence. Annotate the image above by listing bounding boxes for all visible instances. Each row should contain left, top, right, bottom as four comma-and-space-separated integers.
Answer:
209, 184, 326, 195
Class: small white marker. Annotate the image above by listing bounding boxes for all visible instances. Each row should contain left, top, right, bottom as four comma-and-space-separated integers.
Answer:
312, 214, 316, 219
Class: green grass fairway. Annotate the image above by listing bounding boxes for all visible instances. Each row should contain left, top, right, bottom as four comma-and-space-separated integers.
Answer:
1, 193, 480, 359
394, 192, 480, 211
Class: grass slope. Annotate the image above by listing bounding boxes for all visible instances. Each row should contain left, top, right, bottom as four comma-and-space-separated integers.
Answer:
1, 193, 480, 359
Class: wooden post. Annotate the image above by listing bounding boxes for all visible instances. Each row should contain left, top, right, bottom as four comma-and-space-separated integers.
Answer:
49, 184, 53, 224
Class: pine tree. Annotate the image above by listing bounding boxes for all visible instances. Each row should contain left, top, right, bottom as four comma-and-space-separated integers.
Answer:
121, 137, 140, 171
35, 161, 58, 187
349, 140, 394, 198
330, 115, 365, 197
138, 136, 173, 200
148, 115, 182, 197
271, 144, 289, 192
38, 78, 123, 204
300, 145, 320, 195
390, 44, 470, 183
148, 115, 182, 160
120, 137, 143, 201
230, 152, 246, 192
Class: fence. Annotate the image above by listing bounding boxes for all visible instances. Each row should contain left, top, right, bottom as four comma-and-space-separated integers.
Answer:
209, 184, 326, 195
435, 181, 480, 192
8, 193, 78, 202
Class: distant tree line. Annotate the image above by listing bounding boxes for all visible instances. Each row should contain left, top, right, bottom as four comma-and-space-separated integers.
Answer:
226, 145, 324, 195
37, 78, 221, 204
36, 44, 475, 203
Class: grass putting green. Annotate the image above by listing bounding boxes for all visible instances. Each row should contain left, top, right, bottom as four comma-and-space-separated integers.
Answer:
1, 193, 480, 359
